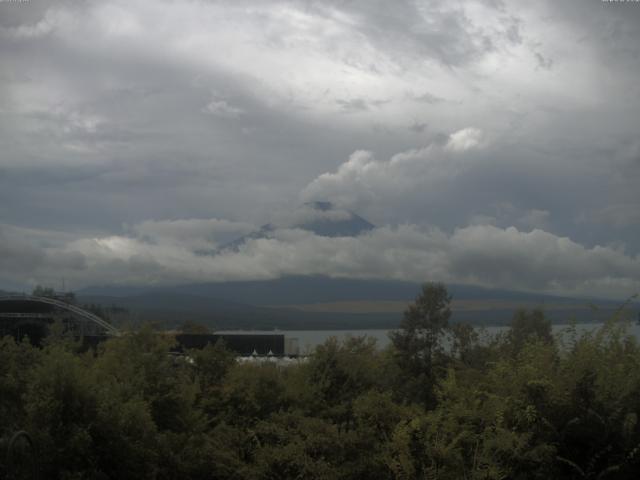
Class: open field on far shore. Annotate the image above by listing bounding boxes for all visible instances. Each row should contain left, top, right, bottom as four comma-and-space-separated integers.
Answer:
268, 299, 619, 314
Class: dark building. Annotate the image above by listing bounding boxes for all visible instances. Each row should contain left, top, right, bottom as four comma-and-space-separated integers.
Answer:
1, 295, 299, 356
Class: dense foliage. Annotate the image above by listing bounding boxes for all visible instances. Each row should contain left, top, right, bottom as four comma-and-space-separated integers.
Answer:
2, 283, 640, 479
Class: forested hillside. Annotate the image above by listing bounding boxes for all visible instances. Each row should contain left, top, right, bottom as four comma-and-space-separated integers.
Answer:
2, 285, 640, 479
77, 277, 629, 330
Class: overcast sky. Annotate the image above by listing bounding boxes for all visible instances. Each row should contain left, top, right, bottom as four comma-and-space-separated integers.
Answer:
1, 0, 639, 298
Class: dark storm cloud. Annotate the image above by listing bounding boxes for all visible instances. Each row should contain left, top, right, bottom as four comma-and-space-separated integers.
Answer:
408, 121, 428, 133
303, 0, 514, 67
0, 0, 639, 297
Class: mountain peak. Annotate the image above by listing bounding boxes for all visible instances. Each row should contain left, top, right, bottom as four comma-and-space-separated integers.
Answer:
304, 201, 334, 211
296, 202, 374, 238
219, 202, 375, 251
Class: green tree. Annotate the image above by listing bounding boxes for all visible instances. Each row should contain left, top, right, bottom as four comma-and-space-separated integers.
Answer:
507, 308, 553, 354
307, 337, 382, 403
221, 363, 288, 427
32, 285, 56, 298
0, 337, 40, 435
390, 282, 452, 407
249, 412, 342, 480
179, 320, 211, 334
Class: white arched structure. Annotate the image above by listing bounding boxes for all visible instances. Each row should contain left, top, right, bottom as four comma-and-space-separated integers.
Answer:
0, 295, 120, 336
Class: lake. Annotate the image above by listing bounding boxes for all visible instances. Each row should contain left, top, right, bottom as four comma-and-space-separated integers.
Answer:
217, 322, 640, 354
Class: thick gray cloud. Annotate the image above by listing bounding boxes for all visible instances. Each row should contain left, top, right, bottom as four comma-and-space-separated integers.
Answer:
1, 219, 638, 299
1, 0, 639, 297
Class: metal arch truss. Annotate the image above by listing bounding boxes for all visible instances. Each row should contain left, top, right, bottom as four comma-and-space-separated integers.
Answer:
0, 295, 120, 337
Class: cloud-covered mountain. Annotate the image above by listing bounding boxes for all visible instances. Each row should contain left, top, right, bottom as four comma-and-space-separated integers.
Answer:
4, 214, 639, 300
220, 201, 375, 251
0, 128, 638, 300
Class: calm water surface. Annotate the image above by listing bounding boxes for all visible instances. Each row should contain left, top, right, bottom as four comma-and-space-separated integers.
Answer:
218, 322, 640, 354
